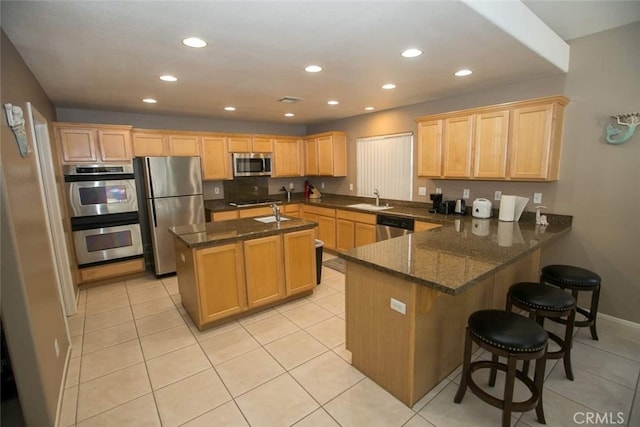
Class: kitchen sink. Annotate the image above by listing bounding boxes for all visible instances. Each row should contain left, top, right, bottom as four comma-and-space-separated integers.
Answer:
346, 203, 394, 212
253, 216, 290, 223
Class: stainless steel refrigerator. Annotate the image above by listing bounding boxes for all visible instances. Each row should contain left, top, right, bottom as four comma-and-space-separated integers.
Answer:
141, 156, 205, 275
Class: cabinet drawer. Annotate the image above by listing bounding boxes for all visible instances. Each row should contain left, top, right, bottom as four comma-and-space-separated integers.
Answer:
336, 209, 376, 224
238, 206, 273, 218
302, 205, 335, 217
283, 204, 299, 214
211, 210, 239, 221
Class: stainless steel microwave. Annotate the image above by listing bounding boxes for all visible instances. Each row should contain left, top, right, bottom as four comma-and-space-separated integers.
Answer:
233, 153, 271, 177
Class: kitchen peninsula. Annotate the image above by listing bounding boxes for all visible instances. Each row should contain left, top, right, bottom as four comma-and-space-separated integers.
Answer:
170, 216, 317, 330
340, 217, 571, 407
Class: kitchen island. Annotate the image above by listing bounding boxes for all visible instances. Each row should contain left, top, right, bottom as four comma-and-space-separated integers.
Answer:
339, 217, 571, 407
170, 216, 317, 330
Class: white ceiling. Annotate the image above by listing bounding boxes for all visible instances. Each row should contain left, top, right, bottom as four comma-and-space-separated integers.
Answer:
2, 1, 639, 125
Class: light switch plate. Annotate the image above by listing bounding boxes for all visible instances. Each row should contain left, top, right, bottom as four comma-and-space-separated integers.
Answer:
463, 189, 470, 199
214, 187, 220, 194
349, 183, 353, 191
494, 191, 502, 201
418, 187, 427, 196
390, 298, 406, 315
321, 182, 325, 189
533, 192, 542, 204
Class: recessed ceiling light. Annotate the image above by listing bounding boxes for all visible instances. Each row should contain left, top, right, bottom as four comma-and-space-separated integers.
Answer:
224, 106, 236, 111
142, 98, 157, 104
160, 75, 178, 82
401, 48, 423, 58
455, 69, 473, 77
284, 113, 295, 117
182, 37, 207, 48
365, 106, 375, 111
305, 65, 322, 73
327, 100, 339, 105
382, 83, 396, 90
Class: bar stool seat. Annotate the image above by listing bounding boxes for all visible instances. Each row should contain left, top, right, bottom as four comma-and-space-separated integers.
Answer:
508, 282, 576, 380
541, 265, 601, 340
454, 310, 548, 427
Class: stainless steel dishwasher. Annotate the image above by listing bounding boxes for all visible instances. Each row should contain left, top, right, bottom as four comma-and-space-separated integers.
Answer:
376, 214, 415, 241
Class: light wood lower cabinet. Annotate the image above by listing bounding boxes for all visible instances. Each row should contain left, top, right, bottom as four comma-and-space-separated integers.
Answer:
211, 210, 239, 222
78, 258, 145, 283
238, 206, 273, 218
283, 204, 299, 218
301, 205, 336, 250
283, 229, 316, 296
175, 228, 316, 329
336, 209, 376, 251
244, 236, 285, 309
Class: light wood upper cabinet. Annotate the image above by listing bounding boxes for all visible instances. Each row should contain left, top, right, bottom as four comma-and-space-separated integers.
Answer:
473, 110, 509, 179
283, 229, 316, 296
416, 96, 568, 181
509, 102, 564, 180
417, 120, 443, 177
442, 116, 474, 178
228, 135, 273, 153
272, 138, 304, 177
201, 135, 232, 180
55, 123, 133, 163
132, 131, 167, 156
195, 243, 247, 324
304, 132, 347, 177
168, 134, 200, 156
244, 235, 285, 308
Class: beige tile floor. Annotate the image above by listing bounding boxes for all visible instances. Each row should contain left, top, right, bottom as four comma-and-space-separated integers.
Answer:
61, 255, 640, 426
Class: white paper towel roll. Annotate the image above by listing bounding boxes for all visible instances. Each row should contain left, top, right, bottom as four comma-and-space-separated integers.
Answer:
499, 195, 516, 221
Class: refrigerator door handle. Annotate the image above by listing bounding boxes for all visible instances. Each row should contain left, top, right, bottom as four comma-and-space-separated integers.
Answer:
145, 157, 155, 199
150, 198, 158, 228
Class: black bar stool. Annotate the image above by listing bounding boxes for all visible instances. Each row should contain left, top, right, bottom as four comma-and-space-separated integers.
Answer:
506, 282, 576, 380
454, 310, 548, 427
541, 265, 601, 340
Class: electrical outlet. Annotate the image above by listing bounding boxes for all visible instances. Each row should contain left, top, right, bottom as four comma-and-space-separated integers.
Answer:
533, 192, 542, 204
289, 182, 294, 189
54, 338, 60, 358
321, 182, 325, 189
349, 183, 353, 191
390, 298, 407, 315
463, 189, 470, 199
214, 187, 220, 195
418, 187, 427, 196
494, 191, 502, 201
435, 187, 442, 194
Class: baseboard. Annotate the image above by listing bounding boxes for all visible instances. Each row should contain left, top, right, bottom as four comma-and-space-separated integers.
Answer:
599, 313, 640, 331
55, 347, 73, 427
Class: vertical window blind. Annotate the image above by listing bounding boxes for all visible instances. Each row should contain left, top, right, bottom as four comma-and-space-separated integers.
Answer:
356, 132, 413, 201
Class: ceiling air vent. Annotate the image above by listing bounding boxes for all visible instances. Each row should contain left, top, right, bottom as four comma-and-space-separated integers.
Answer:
278, 96, 304, 104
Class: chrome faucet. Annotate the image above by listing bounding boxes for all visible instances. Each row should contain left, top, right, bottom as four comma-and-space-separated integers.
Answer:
373, 189, 380, 206
271, 203, 281, 222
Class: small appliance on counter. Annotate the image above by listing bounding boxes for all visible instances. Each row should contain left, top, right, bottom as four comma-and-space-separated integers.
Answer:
472, 198, 492, 218
438, 200, 456, 215
454, 199, 466, 215
429, 193, 443, 213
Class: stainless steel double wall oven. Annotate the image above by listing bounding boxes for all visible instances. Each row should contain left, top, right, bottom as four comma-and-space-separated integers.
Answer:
64, 164, 143, 266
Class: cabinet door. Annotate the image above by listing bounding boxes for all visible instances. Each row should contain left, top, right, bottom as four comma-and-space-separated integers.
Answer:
238, 206, 273, 218
301, 212, 319, 239
317, 135, 335, 175
59, 128, 97, 162
304, 138, 319, 175
272, 138, 304, 177
132, 132, 167, 156
211, 210, 239, 222
417, 120, 443, 177
473, 111, 509, 179
201, 136, 232, 180
228, 136, 252, 152
317, 215, 336, 251
354, 223, 376, 247
252, 137, 273, 153
168, 134, 200, 156
283, 204, 299, 218
283, 229, 316, 296
509, 104, 553, 180
336, 219, 355, 252
196, 243, 247, 323
98, 129, 132, 162
442, 116, 473, 178
244, 236, 285, 308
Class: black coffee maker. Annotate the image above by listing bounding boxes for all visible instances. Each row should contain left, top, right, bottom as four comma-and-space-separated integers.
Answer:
429, 193, 442, 213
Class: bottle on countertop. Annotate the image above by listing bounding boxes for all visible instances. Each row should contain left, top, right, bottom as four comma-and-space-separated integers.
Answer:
304, 180, 310, 200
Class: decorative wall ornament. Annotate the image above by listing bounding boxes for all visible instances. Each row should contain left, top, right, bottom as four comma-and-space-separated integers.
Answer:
3, 103, 31, 157
606, 112, 639, 145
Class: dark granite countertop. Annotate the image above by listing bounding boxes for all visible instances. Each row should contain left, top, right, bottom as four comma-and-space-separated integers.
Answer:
170, 217, 317, 248
338, 217, 571, 296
